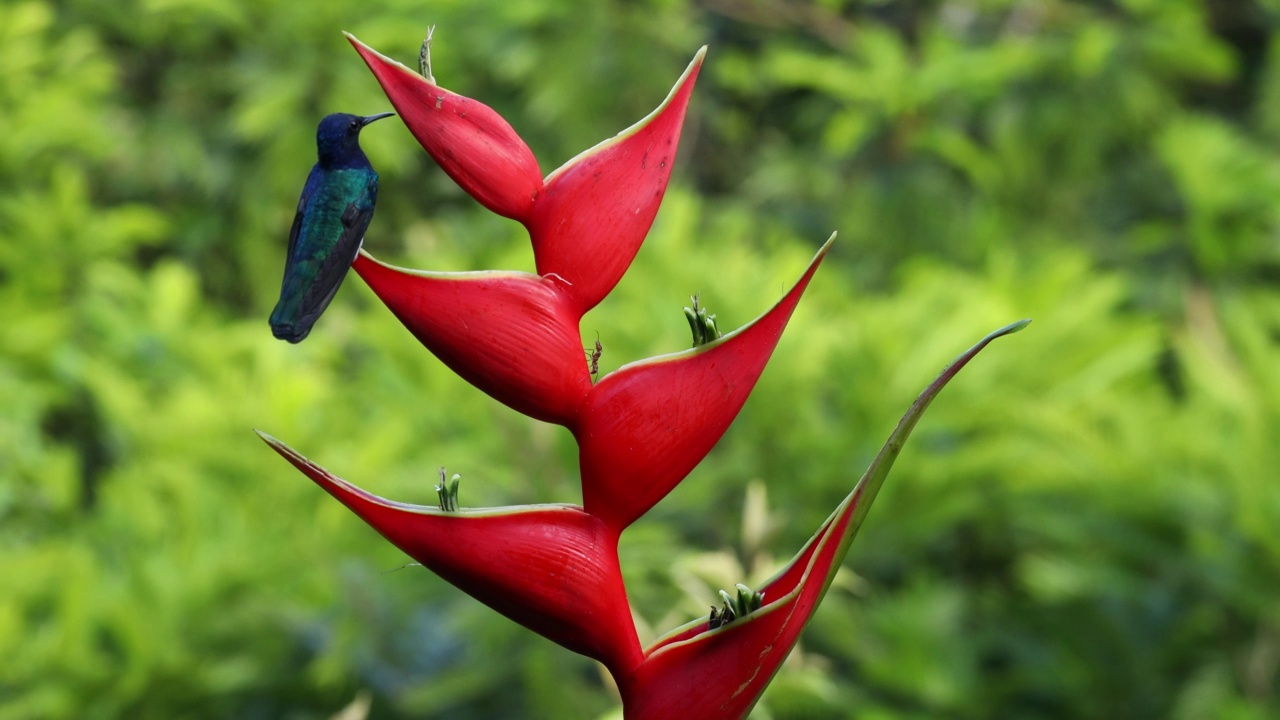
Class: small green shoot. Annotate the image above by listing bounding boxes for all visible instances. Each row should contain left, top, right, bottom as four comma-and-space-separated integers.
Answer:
684, 295, 722, 347
708, 583, 764, 629
435, 467, 460, 511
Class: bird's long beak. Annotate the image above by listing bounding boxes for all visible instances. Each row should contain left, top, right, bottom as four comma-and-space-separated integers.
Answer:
361, 112, 396, 126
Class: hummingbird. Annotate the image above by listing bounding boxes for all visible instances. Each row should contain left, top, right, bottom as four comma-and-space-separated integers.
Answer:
270, 111, 395, 343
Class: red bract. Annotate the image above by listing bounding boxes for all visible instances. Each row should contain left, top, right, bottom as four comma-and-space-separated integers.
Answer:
574, 235, 834, 531
616, 320, 1031, 720
352, 253, 591, 425
527, 48, 705, 314
347, 33, 543, 221
620, 509, 848, 720
257, 431, 644, 673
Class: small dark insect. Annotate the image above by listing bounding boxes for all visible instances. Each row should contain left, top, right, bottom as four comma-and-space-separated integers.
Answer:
587, 333, 603, 378
435, 467, 461, 512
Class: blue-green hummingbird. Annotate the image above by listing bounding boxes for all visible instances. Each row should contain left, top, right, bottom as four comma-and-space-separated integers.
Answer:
270, 111, 395, 343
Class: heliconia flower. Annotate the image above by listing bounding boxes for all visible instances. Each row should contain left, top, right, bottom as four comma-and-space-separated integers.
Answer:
613, 320, 1031, 720
349, 33, 704, 315
256, 431, 645, 674
574, 235, 835, 531
273, 32, 1034, 720
347, 33, 543, 222
526, 48, 705, 315
352, 252, 592, 425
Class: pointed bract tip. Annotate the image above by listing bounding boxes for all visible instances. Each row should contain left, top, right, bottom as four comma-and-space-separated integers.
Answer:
672, 46, 706, 86
254, 430, 297, 459
342, 31, 372, 55
817, 230, 837, 256
345, 33, 413, 75
255, 429, 291, 453
976, 319, 1032, 347
998, 318, 1033, 336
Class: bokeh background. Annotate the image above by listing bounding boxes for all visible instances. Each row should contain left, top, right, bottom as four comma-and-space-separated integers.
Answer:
3, 0, 1279, 717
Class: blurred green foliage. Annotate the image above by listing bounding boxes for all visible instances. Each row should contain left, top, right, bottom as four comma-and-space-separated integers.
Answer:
2, 0, 1279, 717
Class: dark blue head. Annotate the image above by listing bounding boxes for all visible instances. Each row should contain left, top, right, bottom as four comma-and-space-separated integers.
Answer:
315, 112, 394, 166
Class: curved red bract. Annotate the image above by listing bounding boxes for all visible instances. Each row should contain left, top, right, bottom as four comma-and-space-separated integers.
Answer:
353, 252, 592, 426
348, 34, 543, 221
574, 236, 833, 531
259, 431, 644, 674
527, 49, 705, 314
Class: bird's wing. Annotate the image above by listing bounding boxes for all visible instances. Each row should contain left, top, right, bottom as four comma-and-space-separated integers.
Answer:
298, 175, 378, 322
337, 173, 378, 264
278, 173, 312, 284
288, 191, 306, 257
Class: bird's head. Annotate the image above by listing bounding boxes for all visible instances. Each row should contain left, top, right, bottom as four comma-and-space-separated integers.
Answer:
315, 112, 394, 166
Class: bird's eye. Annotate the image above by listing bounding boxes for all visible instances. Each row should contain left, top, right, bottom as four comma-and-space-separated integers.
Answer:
349, 120, 359, 130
